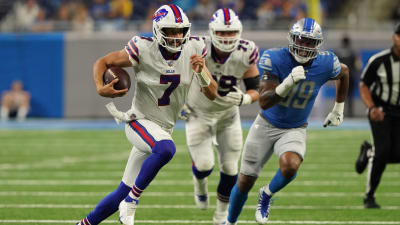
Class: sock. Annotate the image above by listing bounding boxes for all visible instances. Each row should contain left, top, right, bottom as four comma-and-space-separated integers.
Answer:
17, 107, 28, 121
82, 182, 131, 225
1, 107, 9, 121
134, 140, 176, 190
268, 168, 297, 194
227, 184, 248, 223
217, 172, 237, 202
126, 184, 142, 202
192, 164, 213, 179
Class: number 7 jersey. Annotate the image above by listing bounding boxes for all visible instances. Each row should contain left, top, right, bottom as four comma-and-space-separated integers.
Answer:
259, 47, 341, 128
124, 36, 207, 131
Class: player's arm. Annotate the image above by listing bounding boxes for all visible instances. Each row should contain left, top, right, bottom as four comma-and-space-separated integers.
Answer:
242, 64, 260, 103
259, 66, 306, 110
258, 72, 283, 110
93, 49, 132, 98
190, 54, 218, 100
323, 63, 349, 127
330, 63, 349, 103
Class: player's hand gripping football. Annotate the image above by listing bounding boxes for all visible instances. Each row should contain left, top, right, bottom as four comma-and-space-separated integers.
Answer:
97, 78, 128, 98
323, 102, 344, 127
223, 86, 252, 106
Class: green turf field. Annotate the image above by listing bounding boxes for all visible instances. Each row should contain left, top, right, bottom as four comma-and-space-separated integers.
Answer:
0, 129, 399, 224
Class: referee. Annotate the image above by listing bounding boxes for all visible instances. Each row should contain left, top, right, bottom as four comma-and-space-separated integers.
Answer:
355, 23, 400, 208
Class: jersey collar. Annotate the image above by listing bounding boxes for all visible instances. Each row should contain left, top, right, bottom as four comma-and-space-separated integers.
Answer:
158, 45, 181, 61
211, 45, 231, 64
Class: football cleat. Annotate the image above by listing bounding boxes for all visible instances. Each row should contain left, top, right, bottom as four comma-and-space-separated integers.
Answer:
355, 141, 372, 174
255, 187, 272, 224
213, 200, 228, 225
364, 197, 380, 209
193, 176, 209, 210
220, 220, 237, 225
119, 198, 139, 225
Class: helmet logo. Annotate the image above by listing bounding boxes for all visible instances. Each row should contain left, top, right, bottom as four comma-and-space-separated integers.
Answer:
153, 9, 168, 22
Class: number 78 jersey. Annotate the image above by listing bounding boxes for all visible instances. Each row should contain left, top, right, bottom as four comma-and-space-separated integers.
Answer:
259, 47, 341, 128
187, 36, 259, 114
125, 36, 207, 131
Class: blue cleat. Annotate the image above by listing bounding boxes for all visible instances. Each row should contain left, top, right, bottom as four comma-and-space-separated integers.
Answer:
255, 187, 272, 224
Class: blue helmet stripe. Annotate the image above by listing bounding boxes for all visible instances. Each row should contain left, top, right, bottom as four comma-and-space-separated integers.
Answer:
303, 18, 314, 33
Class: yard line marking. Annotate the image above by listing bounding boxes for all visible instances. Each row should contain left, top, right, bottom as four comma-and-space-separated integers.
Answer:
0, 191, 399, 198
1, 179, 400, 186
0, 204, 399, 210
0, 220, 400, 224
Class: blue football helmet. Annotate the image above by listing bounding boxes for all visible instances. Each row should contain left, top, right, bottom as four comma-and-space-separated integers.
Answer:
288, 18, 323, 63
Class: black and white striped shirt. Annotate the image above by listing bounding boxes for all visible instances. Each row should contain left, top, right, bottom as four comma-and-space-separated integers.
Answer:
361, 48, 400, 107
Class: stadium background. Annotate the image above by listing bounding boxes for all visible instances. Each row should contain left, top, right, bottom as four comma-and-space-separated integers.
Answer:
0, 1, 400, 225
0, 0, 398, 119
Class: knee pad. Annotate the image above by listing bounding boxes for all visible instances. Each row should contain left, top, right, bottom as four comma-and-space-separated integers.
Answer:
220, 161, 238, 176
152, 140, 176, 163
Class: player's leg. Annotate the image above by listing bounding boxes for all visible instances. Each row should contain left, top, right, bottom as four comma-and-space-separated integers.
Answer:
186, 116, 214, 209
227, 115, 275, 224
365, 116, 392, 208
0, 93, 11, 121
119, 119, 176, 225
77, 146, 148, 225
213, 112, 242, 224
255, 125, 306, 224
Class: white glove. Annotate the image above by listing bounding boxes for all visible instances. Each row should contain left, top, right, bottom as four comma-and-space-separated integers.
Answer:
323, 102, 344, 127
275, 66, 306, 97
178, 104, 195, 121
105, 102, 135, 125
223, 86, 252, 106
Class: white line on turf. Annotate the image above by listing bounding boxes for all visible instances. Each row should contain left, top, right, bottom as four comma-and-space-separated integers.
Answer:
1, 179, 400, 186
0, 204, 399, 210
0, 191, 399, 198
0, 220, 400, 224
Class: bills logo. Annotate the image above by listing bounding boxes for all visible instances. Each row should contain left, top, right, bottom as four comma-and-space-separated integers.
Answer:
153, 9, 168, 22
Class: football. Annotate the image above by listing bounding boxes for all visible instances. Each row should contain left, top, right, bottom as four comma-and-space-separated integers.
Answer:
103, 67, 131, 90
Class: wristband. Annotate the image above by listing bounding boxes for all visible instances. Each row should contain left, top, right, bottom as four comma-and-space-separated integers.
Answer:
195, 70, 211, 87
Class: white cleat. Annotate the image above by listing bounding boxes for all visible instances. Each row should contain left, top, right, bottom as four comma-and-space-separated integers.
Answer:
119, 199, 138, 225
255, 187, 272, 224
220, 219, 237, 225
193, 176, 209, 210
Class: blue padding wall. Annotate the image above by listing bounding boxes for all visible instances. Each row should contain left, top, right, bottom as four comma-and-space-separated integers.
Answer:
0, 33, 64, 117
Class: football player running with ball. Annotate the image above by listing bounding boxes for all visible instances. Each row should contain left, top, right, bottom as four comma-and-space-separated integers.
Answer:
224, 18, 349, 225
77, 4, 217, 225
184, 8, 260, 225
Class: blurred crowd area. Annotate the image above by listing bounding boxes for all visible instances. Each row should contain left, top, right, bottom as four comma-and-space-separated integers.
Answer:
0, 0, 348, 33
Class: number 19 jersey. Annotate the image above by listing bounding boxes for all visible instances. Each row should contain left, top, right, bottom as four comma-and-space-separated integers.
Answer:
259, 47, 341, 128
187, 36, 259, 115
125, 36, 207, 131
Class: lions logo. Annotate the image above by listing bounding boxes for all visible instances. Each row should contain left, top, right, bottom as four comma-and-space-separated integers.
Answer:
152, 9, 168, 22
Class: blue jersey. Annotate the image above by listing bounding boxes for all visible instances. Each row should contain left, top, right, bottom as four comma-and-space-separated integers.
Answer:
258, 47, 341, 128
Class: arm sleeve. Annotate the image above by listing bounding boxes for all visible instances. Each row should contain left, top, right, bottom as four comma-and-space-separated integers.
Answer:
124, 36, 140, 67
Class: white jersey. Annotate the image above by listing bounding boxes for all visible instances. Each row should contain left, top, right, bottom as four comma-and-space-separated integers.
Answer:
125, 36, 207, 131
187, 36, 259, 115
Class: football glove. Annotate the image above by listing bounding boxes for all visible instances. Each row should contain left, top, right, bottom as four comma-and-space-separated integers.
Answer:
323, 102, 344, 127
275, 65, 306, 97
106, 102, 135, 125
223, 86, 252, 106
178, 104, 195, 121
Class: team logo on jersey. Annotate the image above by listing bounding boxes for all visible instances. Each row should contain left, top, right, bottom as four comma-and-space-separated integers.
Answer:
153, 9, 168, 22
166, 69, 175, 73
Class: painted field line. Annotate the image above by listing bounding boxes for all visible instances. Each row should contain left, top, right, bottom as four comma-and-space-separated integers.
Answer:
0, 204, 399, 210
0, 191, 399, 198
0, 220, 400, 224
1, 179, 400, 186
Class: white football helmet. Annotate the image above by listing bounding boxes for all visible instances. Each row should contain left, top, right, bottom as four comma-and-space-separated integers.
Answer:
152, 4, 191, 53
209, 8, 242, 52
288, 18, 323, 64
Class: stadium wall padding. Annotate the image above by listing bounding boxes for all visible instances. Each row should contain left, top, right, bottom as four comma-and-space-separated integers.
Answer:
0, 33, 64, 118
